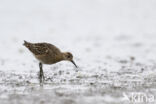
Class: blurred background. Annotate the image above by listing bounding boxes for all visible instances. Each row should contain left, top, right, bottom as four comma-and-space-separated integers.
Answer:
0, 0, 156, 70
1, 0, 156, 38
1, 0, 156, 104
1, 0, 156, 71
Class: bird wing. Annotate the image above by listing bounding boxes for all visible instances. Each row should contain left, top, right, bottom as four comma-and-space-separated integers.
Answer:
25, 42, 62, 56
28, 43, 50, 55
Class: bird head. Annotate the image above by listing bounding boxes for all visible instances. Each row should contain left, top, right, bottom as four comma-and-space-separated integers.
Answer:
63, 52, 78, 68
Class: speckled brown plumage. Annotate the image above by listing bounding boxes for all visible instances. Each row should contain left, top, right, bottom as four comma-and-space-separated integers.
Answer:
23, 41, 63, 64
23, 40, 77, 84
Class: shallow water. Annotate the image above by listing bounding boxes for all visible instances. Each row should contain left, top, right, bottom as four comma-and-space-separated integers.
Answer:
0, 63, 156, 104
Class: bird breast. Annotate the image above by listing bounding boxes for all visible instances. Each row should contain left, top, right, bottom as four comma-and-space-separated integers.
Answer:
35, 53, 63, 64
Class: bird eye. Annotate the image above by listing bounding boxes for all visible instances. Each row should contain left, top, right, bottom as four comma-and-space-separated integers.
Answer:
67, 55, 71, 58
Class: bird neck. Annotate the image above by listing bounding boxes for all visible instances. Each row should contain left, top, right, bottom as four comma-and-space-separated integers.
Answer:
61, 52, 67, 60
56, 52, 65, 62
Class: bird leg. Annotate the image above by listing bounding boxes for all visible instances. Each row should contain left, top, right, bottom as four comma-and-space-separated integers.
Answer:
39, 62, 45, 84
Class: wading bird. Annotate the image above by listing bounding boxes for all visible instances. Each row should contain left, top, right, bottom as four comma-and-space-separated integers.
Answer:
23, 40, 78, 84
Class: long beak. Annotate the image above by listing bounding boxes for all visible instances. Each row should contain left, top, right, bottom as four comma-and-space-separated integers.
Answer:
71, 60, 78, 68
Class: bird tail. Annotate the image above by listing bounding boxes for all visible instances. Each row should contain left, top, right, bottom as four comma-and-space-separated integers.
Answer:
23, 40, 30, 47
